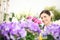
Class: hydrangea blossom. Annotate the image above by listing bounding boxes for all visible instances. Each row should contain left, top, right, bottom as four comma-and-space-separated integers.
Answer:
0, 22, 12, 35
26, 19, 41, 34
0, 22, 27, 40
42, 23, 60, 40
0, 16, 42, 40
19, 20, 28, 28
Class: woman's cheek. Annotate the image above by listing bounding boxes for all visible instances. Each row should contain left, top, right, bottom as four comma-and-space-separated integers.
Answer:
44, 19, 48, 24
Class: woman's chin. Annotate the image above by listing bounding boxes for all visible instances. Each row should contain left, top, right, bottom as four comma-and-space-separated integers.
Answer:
44, 23, 48, 26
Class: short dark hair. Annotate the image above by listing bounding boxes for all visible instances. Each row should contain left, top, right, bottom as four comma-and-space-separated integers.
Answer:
40, 10, 51, 16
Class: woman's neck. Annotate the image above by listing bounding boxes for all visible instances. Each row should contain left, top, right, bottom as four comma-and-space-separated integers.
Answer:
45, 22, 52, 27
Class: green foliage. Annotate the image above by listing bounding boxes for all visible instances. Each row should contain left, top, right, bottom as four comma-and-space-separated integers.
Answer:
26, 32, 35, 40
45, 6, 60, 21
9, 18, 12, 22
20, 38, 24, 40
46, 35, 55, 40
9, 13, 15, 22
42, 35, 55, 40
12, 13, 15, 17
3, 13, 7, 21
0, 33, 4, 40
53, 10, 60, 20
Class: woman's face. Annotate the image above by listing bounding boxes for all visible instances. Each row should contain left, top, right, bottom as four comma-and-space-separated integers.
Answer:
40, 13, 51, 25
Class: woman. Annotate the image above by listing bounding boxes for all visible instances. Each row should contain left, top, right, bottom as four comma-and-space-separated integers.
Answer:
38, 10, 60, 40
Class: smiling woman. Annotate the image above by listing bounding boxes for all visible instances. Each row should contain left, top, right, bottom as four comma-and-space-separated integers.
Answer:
38, 10, 60, 40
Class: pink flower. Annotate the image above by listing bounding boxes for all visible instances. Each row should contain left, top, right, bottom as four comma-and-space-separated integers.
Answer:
32, 17, 37, 21
34, 19, 42, 24
26, 16, 32, 19
27, 16, 42, 24
32, 17, 42, 24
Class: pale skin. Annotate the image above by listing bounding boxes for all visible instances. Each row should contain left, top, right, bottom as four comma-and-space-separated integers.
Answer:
40, 13, 52, 26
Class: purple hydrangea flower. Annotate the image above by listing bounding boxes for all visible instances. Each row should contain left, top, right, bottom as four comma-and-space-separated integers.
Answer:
43, 23, 60, 40
0, 22, 12, 35
0, 19, 41, 40
26, 19, 41, 33
10, 22, 27, 37
18, 28, 27, 38
0, 22, 27, 38
20, 20, 28, 28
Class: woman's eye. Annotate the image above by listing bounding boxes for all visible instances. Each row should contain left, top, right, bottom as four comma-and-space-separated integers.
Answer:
44, 16, 46, 18
41, 17, 43, 19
